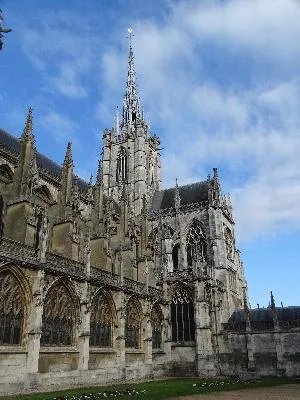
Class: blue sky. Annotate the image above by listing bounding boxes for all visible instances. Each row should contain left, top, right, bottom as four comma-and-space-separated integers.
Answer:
1, 0, 300, 307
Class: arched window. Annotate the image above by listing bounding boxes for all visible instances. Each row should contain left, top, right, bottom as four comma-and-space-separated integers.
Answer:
172, 243, 180, 270
116, 147, 128, 183
41, 283, 75, 346
186, 220, 207, 267
125, 298, 141, 348
0, 271, 24, 345
0, 164, 13, 183
171, 286, 195, 343
90, 291, 114, 347
151, 304, 163, 349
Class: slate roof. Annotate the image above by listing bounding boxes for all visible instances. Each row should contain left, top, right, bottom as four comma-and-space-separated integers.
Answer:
0, 128, 88, 192
151, 181, 209, 211
228, 307, 300, 325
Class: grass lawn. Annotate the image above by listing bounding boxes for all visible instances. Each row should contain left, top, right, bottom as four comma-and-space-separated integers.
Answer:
1, 377, 299, 400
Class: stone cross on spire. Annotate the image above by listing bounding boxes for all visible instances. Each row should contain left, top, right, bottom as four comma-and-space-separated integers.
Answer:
121, 28, 143, 129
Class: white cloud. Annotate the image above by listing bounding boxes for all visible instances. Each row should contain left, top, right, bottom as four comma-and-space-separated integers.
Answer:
19, 10, 97, 99
39, 111, 79, 143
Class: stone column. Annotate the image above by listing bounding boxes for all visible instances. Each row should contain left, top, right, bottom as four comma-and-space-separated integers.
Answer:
194, 281, 217, 376
273, 321, 285, 375
143, 301, 153, 377
115, 292, 126, 379
26, 270, 44, 373
78, 281, 90, 370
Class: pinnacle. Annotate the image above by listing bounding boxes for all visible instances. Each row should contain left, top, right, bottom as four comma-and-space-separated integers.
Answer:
96, 159, 102, 185
121, 38, 143, 128
64, 142, 73, 166
21, 106, 34, 143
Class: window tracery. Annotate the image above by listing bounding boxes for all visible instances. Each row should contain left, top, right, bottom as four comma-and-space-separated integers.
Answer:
225, 227, 234, 261
90, 291, 114, 347
125, 298, 141, 348
116, 147, 128, 183
186, 220, 207, 267
41, 283, 75, 346
0, 271, 24, 345
171, 286, 195, 343
151, 304, 163, 349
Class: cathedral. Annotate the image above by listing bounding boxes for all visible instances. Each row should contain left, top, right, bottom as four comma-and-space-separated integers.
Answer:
0, 40, 299, 394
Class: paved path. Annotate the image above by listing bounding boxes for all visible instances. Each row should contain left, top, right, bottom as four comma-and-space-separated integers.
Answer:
171, 384, 300, 400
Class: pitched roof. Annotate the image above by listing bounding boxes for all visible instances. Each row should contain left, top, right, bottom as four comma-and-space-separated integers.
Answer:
151, 181, 209, 211
227, 307, 300, 331
0, 128, 88, 192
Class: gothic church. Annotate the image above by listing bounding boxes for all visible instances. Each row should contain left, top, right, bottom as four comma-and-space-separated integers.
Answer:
0, 41, 299, 394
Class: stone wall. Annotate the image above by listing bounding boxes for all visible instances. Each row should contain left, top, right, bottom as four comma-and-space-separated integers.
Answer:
220, 329, 300, 378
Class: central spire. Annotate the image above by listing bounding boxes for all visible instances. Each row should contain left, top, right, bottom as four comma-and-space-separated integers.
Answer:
121, 28, 143, 129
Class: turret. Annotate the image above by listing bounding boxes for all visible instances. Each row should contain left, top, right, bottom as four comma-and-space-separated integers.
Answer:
12, 107, 37, 198
59, 142, 73, 218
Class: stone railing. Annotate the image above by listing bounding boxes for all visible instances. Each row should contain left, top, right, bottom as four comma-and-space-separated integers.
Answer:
148, 285, 164, 300
279, 319, 300, 329
45, 252, 86, 279
0, 237, 38, 264
167, 269, 193, 282
0, 237, 164, 301
90, 266, 121, 287
123, 277, 147, 295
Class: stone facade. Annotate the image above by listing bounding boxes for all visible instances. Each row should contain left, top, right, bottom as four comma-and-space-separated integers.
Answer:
0, 42, 299, 395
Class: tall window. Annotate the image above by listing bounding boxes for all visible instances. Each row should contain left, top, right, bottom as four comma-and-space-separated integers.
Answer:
151, 304, 163, 349
0, 271, 24, 345
172, 244, 180, 270
90, 291, 114, 347
125, 298, 141, 348
116, 147, 128, 183
41, 283, 75, 346
171, 286, 195, 343
186, 220, 207, 267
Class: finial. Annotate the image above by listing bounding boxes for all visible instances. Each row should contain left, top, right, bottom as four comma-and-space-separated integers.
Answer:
127, 27, 134, 47
116, 106, 120, 136
270, 291, 275, 310
64, 142, 73, 166
21, 107, 34, 143
174, 178, 181, 210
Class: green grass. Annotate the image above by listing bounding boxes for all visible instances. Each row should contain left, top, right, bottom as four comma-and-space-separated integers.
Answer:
2, 377, 299, 400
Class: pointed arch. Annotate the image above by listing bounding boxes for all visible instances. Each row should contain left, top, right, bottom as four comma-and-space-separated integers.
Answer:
186, 219, 207, 267
41, 280, 77, 346
0, 163, 14, 183
170, 284, 195, 343
36, 184, 54, 204
151, 302, 163, 349
125, 296, 142, 348
90, 289, 116, 347
0, 266, 30, 345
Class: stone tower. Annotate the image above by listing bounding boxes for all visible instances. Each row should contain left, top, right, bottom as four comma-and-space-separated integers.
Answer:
101, 39, 161, 215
